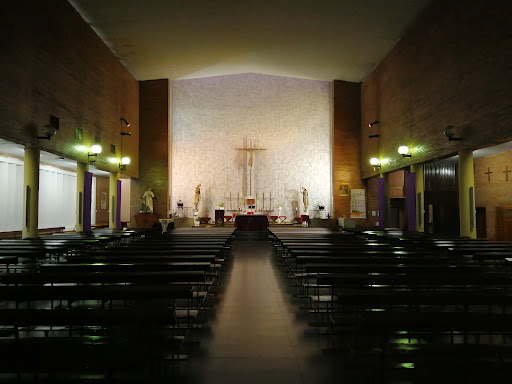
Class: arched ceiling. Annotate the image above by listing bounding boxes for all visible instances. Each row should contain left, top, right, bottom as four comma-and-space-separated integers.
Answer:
68, 0, 432, 81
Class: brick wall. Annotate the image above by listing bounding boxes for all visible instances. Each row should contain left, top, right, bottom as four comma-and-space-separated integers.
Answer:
361, 0, 512, 179
474, 150, 512, 240
0, 1, 139, 177
131, 80, 169, 225
332, 80, 365, 221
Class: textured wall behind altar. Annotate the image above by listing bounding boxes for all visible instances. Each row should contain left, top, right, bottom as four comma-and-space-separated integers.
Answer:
171, 73, 331, 219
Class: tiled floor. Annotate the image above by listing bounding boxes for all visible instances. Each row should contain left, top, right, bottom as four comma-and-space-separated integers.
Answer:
181, 233, 362, 384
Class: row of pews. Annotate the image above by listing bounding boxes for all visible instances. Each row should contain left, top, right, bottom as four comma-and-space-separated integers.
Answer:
270, 228, 512, 383
0, 227, 234, 383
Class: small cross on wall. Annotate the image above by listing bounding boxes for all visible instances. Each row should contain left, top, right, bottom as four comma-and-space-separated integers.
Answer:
485, 167, 493, 182
504, 165, 511, 181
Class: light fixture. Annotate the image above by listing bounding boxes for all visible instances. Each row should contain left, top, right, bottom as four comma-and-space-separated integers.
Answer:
370, 157, 381, 170
120, 118, 130, 127
369, 120, 380, 127
369, 134, 380, 139
88, 144, 102, 162
120, 131, 132, 136
37, 124, 57, 140
398, 145, 412, 157
119, 156, 130, 171
443, 125, 461, 141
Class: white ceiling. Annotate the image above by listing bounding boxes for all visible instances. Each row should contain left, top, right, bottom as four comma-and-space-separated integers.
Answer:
68, 0, 432, 82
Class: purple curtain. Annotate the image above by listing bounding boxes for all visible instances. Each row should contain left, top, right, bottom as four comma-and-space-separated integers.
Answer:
116, 180, 122, 229
83, 172, 92, 231
406, 173, 416, 232
378, 178, 385, 229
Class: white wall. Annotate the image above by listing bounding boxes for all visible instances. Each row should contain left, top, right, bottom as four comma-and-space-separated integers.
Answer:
0, 155, 77, 232
171, 73, 332, 220
0, 157, 23, 232
38, 165, 76, 230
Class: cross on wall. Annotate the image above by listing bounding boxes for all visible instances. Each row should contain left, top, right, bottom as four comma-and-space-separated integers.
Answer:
504, 165, 511, 181
485, 167, 493, 182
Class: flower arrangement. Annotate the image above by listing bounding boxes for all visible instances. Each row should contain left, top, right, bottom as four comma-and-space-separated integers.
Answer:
314, 202, 325, 211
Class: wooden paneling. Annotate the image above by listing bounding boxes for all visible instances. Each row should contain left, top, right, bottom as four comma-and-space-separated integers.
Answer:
130, 80, 169, 225
332, 80, 363, 220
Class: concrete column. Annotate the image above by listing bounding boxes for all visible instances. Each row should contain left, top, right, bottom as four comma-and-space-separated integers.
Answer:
458, 150, 477, 238
411, 164, 425, 232
75, 162, 88, 232
109, 171, 120, 229
22, 146, 40, 239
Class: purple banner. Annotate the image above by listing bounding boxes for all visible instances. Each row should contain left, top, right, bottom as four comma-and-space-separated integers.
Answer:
378, 178, 385, 229
406, 173, 416, 232
83, 172, 92, 232
116, 180, 122, 229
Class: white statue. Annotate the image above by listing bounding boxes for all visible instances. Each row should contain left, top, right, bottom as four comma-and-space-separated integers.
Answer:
141, 187, 155, 214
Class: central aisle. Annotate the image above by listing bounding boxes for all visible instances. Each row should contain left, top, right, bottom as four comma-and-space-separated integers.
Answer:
183, 232, 353, 384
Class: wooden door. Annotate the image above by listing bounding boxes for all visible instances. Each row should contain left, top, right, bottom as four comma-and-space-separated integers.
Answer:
496, 206, 512, 241
475, 207, 487, 239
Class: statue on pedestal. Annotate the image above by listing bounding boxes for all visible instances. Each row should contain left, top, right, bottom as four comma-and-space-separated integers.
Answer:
141, 187, 155, 214
301, 187, 309, 212
194, 184, 201, 211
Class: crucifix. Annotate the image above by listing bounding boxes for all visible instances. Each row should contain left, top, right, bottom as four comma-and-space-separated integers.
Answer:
236, 139, 266, 196
504, 165, 511, 181
485, 167, 493, 182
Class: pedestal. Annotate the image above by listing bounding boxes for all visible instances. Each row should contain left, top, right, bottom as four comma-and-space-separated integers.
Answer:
193, 210, 200, 227
158, 218, 174, 233
134, 213, 159, 228
215, 210, 225, 227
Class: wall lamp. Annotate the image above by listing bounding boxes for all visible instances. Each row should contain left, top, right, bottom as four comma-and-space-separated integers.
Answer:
369, 134, 380, 139
37, 124, 57, 140
120, 118, 130, 127
443, 125, 461, 141
398, 145, 412, 157
88, 144, 102, 162
370, 157, 381, 170
119, 156, 130, 171
369, 120, 380, 127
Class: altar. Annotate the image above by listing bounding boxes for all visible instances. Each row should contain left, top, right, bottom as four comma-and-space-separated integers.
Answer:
234, 214, 269, 231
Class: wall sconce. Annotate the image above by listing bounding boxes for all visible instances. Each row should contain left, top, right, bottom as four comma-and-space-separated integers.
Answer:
398, 145, 412, 157
370, 157, 381, 170
369, 134, 379, 139
443, 125, 461, 141
119, 156, 130, 171
120, 118, 130, 127
120, 131, 132, 136
37, 124, 57, 140
369, 120, 380, 127
88, 144, 102, 162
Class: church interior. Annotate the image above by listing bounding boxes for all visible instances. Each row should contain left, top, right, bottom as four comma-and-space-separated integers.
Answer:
0, 0, 511, 383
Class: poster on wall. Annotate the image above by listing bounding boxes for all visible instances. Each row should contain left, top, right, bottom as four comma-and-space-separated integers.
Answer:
350, 189, 366, 218
100, 192, 107, 210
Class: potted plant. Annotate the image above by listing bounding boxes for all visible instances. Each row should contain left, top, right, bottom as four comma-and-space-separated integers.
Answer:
219, 202, 225, 210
